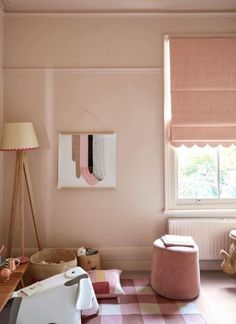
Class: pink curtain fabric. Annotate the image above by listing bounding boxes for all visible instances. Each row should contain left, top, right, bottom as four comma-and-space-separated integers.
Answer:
169, 37, 236, 147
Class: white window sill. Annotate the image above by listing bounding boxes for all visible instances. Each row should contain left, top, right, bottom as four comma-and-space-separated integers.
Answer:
164, 209, 236, 218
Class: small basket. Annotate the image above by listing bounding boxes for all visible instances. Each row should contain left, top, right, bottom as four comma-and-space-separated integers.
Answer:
30, 248, 77, 280
78, 252, 100, 271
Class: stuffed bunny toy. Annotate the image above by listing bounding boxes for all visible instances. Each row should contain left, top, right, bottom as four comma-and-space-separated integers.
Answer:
76, 246, 86, 256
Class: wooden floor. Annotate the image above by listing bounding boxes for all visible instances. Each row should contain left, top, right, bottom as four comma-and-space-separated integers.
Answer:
122, 270, 236, 324
196, 271, 236, 324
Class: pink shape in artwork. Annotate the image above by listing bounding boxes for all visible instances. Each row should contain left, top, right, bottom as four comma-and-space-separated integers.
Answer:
80, 134, 98, 185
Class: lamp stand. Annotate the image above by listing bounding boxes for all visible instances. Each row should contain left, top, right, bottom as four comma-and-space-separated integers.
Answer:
7, 151, 42, 257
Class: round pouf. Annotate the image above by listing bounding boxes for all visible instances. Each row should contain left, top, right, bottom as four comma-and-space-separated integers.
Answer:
151, 239, 200, 300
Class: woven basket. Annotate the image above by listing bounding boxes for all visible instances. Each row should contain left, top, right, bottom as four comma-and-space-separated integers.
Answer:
29, 248, 77, 280
78, 252, 101, 271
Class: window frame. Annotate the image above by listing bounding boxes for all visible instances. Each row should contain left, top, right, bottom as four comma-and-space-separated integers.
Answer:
164, 35, 236, 214
166, 146, 236, 210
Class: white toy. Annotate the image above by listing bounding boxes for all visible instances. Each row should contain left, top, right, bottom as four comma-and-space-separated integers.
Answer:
77, 246, 86, 256
12, 267, 98, 324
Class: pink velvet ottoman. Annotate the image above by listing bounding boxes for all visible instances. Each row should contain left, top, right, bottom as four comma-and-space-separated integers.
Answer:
151, 238, 200, 300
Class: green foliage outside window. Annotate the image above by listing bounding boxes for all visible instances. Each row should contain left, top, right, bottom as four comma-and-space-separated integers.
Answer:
178, 146, 236, 199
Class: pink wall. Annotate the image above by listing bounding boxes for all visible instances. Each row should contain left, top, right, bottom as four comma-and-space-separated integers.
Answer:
2, 12, 236, 268
0, 8, 4, 244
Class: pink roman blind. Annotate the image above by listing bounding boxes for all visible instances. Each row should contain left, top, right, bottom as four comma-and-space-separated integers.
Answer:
169, 37, 236, 147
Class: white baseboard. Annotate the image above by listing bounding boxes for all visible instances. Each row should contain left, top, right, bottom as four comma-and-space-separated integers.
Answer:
98, 246, 152, 271
11, 246, 222, 271
200, 260, 222, 270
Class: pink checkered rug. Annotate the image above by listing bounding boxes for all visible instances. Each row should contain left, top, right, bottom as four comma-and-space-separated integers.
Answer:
82, 277, 206, 324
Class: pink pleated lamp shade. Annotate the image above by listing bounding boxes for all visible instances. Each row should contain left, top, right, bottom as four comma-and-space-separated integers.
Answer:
0, 122, 39, 151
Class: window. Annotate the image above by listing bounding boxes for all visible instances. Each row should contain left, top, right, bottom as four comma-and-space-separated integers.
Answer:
178, 146, 236, 201
166, 145, 236, 211
164, 35, 236, 212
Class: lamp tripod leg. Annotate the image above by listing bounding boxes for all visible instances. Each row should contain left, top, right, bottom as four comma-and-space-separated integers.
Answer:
19, 152, 25, 256
23, 154, 42, 251
7, 152, 20, 258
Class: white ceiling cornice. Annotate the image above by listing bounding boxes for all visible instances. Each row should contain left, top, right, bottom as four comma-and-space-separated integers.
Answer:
1, 0, 236, 13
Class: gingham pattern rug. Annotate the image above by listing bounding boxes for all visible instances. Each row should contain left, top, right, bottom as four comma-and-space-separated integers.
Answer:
82, 277, 206, 324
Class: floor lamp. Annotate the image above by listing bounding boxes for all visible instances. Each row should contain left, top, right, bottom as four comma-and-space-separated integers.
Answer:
1, 122, 42, 257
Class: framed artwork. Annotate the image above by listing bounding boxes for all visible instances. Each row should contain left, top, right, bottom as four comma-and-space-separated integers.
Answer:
58, 132, 116, 188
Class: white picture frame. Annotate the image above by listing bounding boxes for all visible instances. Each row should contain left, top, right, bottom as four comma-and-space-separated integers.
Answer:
58, 132, 116, 188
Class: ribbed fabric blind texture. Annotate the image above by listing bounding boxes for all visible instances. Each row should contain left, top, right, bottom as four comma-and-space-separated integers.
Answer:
169, 37, 236, 147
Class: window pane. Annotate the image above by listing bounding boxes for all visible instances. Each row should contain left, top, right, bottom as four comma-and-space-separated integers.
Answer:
178, 146, 218, 199
220, 146, 236, 198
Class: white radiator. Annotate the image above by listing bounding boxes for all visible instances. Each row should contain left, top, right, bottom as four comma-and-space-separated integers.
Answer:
168, 218, 236, 260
